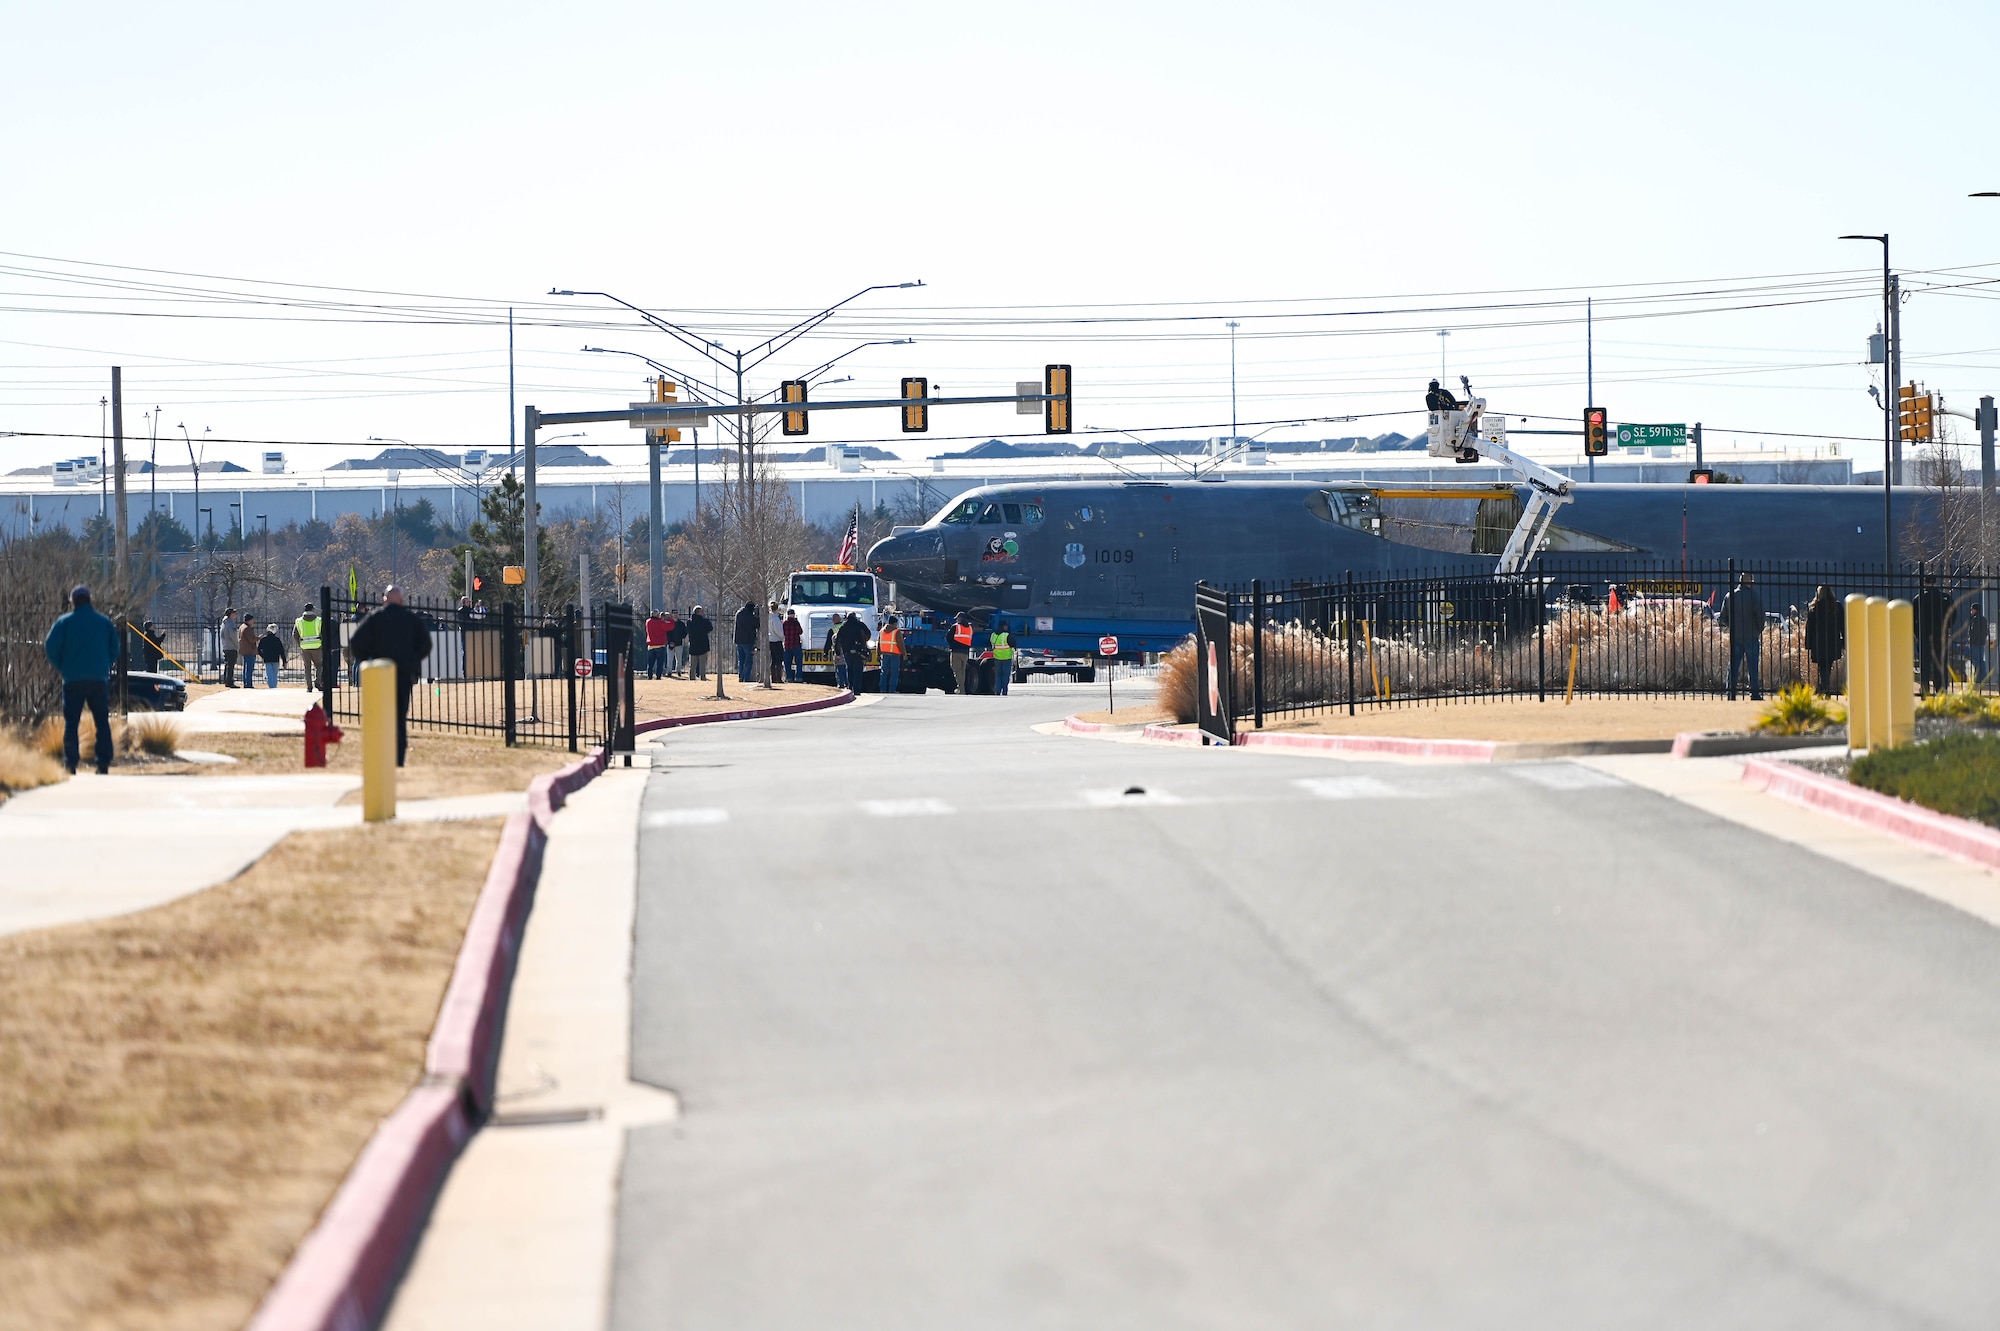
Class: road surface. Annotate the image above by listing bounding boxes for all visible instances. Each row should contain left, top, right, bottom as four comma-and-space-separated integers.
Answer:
615, 691, 2000, 1329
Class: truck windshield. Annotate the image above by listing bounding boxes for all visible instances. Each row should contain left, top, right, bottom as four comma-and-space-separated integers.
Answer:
791, 575, 875, 604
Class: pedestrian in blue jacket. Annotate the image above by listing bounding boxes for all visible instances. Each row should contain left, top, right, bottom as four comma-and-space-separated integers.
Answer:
44, 583, 122, 774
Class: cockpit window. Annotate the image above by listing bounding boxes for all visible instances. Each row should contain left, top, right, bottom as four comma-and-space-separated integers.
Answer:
942, 499, 980, 525
1022, 503, 1044, 523
977, 503, 1003, 524
1002, 503, 1022, 523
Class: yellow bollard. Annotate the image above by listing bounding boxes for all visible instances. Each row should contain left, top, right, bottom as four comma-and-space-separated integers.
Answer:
360, 658, 397, 822
1844, 593, 1870, 752
1866, 598, 1891, 751
1887, 599, 1916, 748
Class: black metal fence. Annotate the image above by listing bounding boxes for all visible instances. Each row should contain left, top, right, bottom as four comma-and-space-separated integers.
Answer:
321, 589, 634, 751
1195, 560, 2000, 739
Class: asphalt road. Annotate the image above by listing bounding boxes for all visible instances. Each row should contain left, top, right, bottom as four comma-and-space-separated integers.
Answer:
615, 689, 2000, 1330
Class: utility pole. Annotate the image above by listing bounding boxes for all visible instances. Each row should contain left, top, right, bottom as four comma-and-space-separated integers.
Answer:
648, 399, 665, 614
1980, 394, 1996, 497
110, 368, 129, 591
1228, 320, 1241, 445
1889, 273, 1904, 486
1585, 297, 1595, 483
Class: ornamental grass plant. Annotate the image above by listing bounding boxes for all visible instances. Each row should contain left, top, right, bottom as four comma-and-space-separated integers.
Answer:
1851, 731, 2000, 829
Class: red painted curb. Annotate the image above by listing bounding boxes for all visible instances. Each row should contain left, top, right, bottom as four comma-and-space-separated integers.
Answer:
1237, 731, 1500, 761
246, 746, 608, 1331
634, 689, 854, 735
1061, 714, 1148, 735
1742, 756, 2000, 875
244, 1086, 468, 1331
1140, 722, 1210, 745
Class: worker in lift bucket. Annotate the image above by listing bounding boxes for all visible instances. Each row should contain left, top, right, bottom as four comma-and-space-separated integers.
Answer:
1425, 379, 1461, 413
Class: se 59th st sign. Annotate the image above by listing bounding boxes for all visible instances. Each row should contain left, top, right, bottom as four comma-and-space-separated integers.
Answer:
1617, 423, 1687, 447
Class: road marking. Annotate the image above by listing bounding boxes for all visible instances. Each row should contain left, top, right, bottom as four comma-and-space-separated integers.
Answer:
640, 808, 730, 828
859, 798, 956, 817
1512, 764, 1626, 791
1295, 776, 1410, 800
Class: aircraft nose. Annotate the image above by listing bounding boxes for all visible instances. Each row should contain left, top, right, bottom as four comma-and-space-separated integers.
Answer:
867, 531, 948, 582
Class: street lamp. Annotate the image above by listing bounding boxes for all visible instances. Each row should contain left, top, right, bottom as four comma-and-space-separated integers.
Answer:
1839, 234, 1894, 570
551, 282, 921, 694
179, 423, 209, 559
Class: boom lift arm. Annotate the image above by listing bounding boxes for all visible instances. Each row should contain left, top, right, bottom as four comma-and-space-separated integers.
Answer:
1426, 375, 1574, 575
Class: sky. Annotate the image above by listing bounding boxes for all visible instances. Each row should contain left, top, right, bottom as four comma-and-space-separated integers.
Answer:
4, 0, 2000, 475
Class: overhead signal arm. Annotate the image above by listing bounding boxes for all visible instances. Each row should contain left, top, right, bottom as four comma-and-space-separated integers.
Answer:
1425, 374, 1574, 576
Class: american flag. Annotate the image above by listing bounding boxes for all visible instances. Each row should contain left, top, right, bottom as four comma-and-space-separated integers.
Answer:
836, 508, 860, 566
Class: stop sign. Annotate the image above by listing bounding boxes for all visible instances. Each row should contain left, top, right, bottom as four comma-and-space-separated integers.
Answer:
574, 657, 592, 678
1099, 635, 1119, 657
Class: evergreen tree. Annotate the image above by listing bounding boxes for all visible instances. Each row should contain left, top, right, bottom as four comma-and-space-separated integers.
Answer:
452, 472, 572, 607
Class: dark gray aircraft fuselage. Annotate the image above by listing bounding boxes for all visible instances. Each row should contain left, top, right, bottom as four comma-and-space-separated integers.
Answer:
865, 479, 1931, 649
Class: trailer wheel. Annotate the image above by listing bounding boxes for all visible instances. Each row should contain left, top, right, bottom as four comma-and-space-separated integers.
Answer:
1075, 667, 1097, 684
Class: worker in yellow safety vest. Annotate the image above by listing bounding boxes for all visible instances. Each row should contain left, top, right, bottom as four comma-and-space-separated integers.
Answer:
878, 615, 903, 694
989, 624, 1015, 695
294, 603, 324, 692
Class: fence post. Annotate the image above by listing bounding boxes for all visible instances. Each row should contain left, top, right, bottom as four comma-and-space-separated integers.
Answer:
1536, 557, 1547, 703
502, 600, 518, 746
566, 604, 579, 754
319, 585, 334, 721
116, 619, 130, 716
1345, 570, 1356, 717
1251, 578, 1265, 729
1726, 557, 1738, 701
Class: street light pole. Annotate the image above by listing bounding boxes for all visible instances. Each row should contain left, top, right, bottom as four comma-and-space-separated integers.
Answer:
1227, 320, 1241, 446
1841, 234, 1894, 571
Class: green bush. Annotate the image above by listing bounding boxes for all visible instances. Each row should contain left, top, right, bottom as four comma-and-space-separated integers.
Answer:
1851, 732, 2000, 828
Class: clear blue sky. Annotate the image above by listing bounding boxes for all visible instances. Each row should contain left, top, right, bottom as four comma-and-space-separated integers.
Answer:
5, 0, 1998, 472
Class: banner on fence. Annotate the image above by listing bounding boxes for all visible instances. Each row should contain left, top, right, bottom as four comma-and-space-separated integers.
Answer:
1194, 582, 1234, 745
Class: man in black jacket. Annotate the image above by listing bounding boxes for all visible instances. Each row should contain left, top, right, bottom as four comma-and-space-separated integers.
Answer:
686, 606, 712, 679
734, 600, 759, 683
346, 585, 432, 765
835, 611, 871, 693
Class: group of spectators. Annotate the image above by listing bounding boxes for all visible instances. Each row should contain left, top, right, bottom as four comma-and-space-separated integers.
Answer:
642, 607, 715, 680
216, 605, 322, 691
1721, 577, 1992, 701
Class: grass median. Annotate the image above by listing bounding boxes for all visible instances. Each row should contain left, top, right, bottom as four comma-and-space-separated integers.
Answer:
0, 816, 504, 1331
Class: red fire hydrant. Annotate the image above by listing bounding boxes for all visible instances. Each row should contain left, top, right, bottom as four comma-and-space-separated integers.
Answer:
304, 704, 343, 768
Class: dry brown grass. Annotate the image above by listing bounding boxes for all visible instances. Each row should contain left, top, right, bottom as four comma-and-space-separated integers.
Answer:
1249, 695, 1767, 743
1158, 609, 1826, 724
0, 817, 502, 1331
31, 713, 189, 764
0, 727, 64, 797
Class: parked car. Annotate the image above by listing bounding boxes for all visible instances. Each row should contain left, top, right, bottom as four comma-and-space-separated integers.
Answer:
122, 671, 188, 712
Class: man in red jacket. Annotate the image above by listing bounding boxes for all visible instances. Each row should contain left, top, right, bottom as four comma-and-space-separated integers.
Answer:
644, 609, 669, 680
781, 607, 804, 682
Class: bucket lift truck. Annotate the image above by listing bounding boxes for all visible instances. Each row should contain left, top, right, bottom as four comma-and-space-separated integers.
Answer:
1426, 375, 1574, 575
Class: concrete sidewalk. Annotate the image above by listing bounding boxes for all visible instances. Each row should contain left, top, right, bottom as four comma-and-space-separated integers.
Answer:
384, 748, 674, 1331
0, 772, 527, 938
178, 685, 320, 734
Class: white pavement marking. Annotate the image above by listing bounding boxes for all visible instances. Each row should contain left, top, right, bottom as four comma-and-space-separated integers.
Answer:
386, 758, 675, 1331
640, 807, 729, 828
1295, 775, 1410, 800
1511, 763, 1627, 791
860, 798, 956, 817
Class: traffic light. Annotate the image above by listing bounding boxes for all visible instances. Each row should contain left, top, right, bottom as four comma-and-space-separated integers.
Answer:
1584, 406, 1608, 457
651, 378, 682, 444
781, 379, 809, 436
1045, 363, 1072, 435
901, 377, 929, 433
1898, 383, 1935, 441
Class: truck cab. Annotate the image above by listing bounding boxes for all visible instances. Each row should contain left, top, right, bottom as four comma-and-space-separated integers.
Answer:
784, 566, 882, 683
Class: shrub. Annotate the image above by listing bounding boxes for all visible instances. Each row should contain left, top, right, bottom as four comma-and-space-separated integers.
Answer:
123, 713, 184, 757
1752, 683, 1844, 735
1918, 687, 2000, 727
1851, 731, 2000, 828
0, 726, 62, 794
